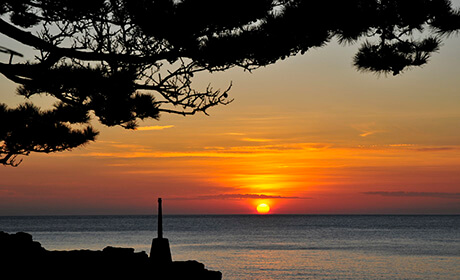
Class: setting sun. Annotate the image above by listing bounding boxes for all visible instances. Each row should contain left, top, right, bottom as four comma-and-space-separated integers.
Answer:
256, 203, 270, 214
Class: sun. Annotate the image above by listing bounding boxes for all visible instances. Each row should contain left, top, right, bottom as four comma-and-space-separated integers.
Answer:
256, 203, 270, 214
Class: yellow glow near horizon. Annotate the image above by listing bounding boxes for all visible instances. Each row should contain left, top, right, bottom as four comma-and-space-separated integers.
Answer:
257, 203, 270, 214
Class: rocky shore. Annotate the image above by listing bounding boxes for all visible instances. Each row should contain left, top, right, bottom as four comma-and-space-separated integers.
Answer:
0, 231, 222, 279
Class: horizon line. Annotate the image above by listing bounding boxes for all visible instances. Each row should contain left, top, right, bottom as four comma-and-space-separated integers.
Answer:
1, 213, 459, 217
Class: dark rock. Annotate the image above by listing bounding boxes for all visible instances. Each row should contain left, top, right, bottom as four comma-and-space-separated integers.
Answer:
0, 231, 222, 280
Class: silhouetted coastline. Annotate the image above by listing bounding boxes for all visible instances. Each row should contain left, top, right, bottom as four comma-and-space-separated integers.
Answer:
0, 231, 222, 279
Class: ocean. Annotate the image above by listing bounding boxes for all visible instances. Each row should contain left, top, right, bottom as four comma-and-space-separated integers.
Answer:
0, 215, 459, 279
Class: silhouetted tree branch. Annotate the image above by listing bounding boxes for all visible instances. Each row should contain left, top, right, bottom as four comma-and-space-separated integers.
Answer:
0, 0, 459, 166
0, 103, 97, 166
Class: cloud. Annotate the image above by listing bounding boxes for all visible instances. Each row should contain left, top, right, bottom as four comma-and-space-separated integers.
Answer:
358, 129, 387, 137
389, 145, 456, 152
352, 123, 385, 137
389, 144, 415, 147
359, 131, 378, 137
415, 147, 455, 152
170, 193, 311, 200
223, 132, 246, 136
363, 191, 460, 199
110, 143, 148, 149
241, 138, 273, 142
135, 125, 174, 131
83, 142, 331, 159
0, 189, 17, 197
354, 144, 458, 152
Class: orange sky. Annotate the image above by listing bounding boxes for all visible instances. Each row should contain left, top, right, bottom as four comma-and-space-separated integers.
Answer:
1, 30, 460, 215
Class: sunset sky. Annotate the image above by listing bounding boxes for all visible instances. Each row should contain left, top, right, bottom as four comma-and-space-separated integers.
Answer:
1, 9, 460, 215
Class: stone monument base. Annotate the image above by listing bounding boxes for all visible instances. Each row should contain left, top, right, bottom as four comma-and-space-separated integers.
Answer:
150, 237, 172, 265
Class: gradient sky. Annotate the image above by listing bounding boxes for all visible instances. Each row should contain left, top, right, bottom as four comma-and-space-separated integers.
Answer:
1, 7, 460, 215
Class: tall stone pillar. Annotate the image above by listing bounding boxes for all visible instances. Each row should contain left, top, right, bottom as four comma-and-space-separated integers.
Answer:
150, 198, 172, 265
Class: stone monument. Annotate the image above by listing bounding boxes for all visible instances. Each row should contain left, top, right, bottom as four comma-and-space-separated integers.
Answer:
149, 198, 172, 265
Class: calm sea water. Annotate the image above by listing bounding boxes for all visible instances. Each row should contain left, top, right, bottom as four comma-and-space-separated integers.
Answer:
0, 215, 459, 279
